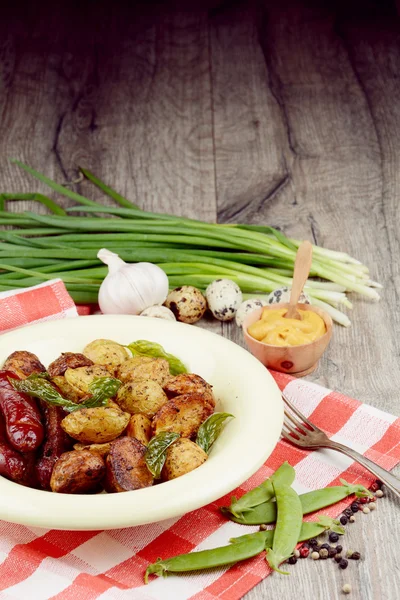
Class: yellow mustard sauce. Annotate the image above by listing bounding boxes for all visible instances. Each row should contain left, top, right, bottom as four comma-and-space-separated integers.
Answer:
248, 308, 326, 346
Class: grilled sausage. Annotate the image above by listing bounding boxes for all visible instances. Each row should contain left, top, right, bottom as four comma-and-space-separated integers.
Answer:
0, 371, 44, 452
35, 402, 72, 490
3, 351, 46, 380
0, 412, 29, 484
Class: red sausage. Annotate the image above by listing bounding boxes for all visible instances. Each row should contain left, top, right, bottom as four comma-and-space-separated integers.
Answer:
0, 371, 44, 452
0, 412, 29, 483
35, 401, 72, 490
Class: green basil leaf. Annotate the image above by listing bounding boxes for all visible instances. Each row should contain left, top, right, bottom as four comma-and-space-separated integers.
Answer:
86, 377, 121, 406
145, 432, 180, 478
127, 340, 187, 375
196, 412, 234, 454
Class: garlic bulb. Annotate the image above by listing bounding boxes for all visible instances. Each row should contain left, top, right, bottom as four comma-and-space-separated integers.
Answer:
97, 249, 169, 315
140, 305, 176, 320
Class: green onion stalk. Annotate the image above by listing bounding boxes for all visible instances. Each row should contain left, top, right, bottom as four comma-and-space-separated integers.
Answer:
0, 160, 382, 326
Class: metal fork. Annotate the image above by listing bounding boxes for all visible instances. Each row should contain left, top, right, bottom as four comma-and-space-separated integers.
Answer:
281, 392, 400, 498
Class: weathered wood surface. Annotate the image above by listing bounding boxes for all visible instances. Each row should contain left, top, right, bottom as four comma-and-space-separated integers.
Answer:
0, 1, 399, 598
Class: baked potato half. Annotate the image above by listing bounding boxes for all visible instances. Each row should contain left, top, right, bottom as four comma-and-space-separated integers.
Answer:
50, 375, 84, 403
161, 438, 208, 481
64, 364, 111, 396
61, 406, 130, 443
152, 393, 214, 438
83, 339, 130, 374
116, 380, 168, 418
105, 436, 154, 492
73, 441, 112, 458
163, 373, 215, 407
116, 357, 170, 386
50, 450, 105, 493
3, 350, 46, 379
126, 414, 152, 446
48, 352, 94, 378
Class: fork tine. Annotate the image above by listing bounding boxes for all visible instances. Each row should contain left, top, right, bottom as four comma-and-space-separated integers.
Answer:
282, 392, 317, 430
284, 409, 309, 435
282, 419, 302, 439
281, 429, 305, 446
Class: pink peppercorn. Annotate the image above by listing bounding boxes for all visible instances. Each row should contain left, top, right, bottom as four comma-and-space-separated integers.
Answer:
300, 547, 310, 558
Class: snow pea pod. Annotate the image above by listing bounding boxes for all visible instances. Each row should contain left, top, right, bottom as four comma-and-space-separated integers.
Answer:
221, 461, 295, 518
266, 481, 302, 574
144, 536, 265, 583
226, 480, 372, 525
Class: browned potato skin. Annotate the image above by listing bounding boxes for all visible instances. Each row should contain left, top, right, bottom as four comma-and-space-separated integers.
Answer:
126, 414, 152, 446
83, 339, 129, 374
50, 375, 83, 403
3, 351, 46, 379
64, 364, 111, 395
116, 380, 168, 418
48, 353, 94, 378
61, 406, 130, 443
50, 450, 105, 493
161, 438, 208, 481
163, 373, 215, 407
116, 357, 171, 386
105, 436, 153, 492
73, 442, 112, 458
152, 393, 214, 438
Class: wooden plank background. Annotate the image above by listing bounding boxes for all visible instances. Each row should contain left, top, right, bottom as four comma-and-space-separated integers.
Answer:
0, 0, 399, 598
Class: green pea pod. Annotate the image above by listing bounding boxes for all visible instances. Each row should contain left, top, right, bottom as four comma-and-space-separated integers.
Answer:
126, 340, 187, 375
225, 480, 372, 525
266, 482, 303, 575
230, 516, 345, 545
145, 432, 180, 478
196, 413, 233, 453
221, 461, 295, 519
144, 537, 265, 583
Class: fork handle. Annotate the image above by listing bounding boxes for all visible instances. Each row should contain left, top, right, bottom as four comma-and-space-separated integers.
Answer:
326, 441, 400, 499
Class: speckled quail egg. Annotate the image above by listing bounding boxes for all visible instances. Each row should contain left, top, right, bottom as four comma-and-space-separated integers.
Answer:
266, 286, 311, 305
140, 305, 176, 320
205, 279, 243, 321
235, 298, 267, 327
164, 286, 207, 324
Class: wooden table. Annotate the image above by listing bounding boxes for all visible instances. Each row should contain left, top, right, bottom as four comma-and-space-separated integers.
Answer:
1, 0, 399, 598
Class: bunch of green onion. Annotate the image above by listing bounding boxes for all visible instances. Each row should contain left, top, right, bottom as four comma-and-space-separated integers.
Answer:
0, 160, 381, 326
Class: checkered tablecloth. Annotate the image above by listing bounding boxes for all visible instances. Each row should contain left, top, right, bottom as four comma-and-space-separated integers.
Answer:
0, 281, 399, 600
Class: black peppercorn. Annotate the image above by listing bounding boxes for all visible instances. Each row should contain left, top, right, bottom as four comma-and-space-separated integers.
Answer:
351, 502, 359, 513
340, 515, 348, 525
335, 555, 343, 563
329, 532, 339, 543
308, 538, 318, 547
339, 559, 349, 570
288, 556, 297, 565
350, 552, 361, 560
320, 543, 330, 550
328, 548, 337, 558
336, 545, 343, 554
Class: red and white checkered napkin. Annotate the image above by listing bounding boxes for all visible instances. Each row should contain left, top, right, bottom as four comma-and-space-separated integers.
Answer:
0, 283, 399, 600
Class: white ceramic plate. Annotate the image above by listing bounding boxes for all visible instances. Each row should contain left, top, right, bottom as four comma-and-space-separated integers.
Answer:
0, 315, 283, 530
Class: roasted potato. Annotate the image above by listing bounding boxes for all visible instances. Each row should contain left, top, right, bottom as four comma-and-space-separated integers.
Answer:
50, 375, 83, 403
105, 436, 153, 492
161, 438, 208, 481
61, 406, 130, 443
48, 352, 94, 378
163, 373, 215, 407
64, 364, 111, 395
116, 357, 170, 386
3, 351, 46, 379
83, 339, 130, 374
152, 393, 214, 438
126, 414, 152, 446
116, 380, 168, 418
73, 441, 112, 458
50, 450, 105, 493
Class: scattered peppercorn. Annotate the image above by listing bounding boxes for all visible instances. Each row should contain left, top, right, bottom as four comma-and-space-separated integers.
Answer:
329, 532, 339, 543
340, 516, 348, 525
300, 547, 309, 558
362, 506, 370, 514
370, 482, 380, 492
319, 548, 329, 559
309, 538, 318, 547
351, 502, 359, 513
339, 558, 349, 570
359, 496, 369, 504
349, 515, 356, 523
288, 556, 297, 565
346, 550, 353, 558
343, 583, 352, 594
320, 543, 330, 550
335, 555, 343, 563
311, 551, 320, 560
370, 496, 376, 502
301, 542, 310, 550
259, 524, 268, 531
328, 548, 337, 558
350, 552, 361, 560
344, 508, 353, 518
376, 489, 384, 498
336, 545, 343, 554
294, 549, 300, 558
369, 502, 376, 510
